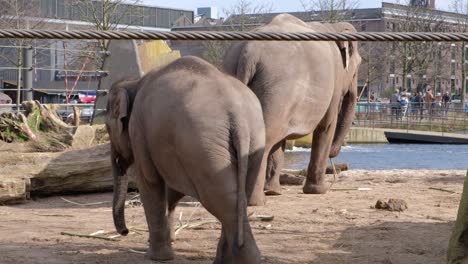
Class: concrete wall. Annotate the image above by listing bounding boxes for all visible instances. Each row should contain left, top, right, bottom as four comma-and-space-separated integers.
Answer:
346, 127, 388, 144
287, 127, 389, 149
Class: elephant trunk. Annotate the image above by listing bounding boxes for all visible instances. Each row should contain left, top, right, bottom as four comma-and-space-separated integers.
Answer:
330, 77, 358, 158
111, 150, 129, 236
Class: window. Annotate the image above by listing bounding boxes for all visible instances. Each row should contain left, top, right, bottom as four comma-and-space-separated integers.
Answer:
389, 60, 395, 74
389, 76, 395, 89
407, 77, 412, 90
465, 45, 468, 62
451, 79, 456, 91
452, 62, 456, 76
452, 44, 457, 61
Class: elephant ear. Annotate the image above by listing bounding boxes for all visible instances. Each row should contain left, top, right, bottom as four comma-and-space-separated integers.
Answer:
111, 89, 129, 135
337, 40, 352, 71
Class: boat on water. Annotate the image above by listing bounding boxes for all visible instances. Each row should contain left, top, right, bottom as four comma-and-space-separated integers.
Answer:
384, 131, 468, 144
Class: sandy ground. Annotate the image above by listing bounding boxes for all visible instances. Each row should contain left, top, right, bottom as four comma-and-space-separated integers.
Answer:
0, 169, 465, 264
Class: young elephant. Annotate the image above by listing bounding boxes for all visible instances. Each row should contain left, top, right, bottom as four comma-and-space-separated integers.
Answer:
106, 56, 265, 264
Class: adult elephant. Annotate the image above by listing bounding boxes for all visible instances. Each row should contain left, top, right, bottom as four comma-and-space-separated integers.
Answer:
106, 56, 265, 263
223, 14, 361, 206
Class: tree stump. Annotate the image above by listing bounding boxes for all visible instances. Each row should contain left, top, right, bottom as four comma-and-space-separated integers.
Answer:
0, 101, 74, 149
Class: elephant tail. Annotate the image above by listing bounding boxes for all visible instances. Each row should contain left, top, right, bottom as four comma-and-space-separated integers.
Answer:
236, 44, 257, 86
232, 123, 249, 249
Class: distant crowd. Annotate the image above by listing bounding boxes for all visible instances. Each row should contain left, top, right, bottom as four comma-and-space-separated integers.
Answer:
386, 86, 451, 120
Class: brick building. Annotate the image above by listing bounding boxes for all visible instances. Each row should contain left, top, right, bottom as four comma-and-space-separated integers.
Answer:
173, 1, 468, 98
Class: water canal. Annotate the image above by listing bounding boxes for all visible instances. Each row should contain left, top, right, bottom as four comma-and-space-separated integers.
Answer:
285, 144, 468, 170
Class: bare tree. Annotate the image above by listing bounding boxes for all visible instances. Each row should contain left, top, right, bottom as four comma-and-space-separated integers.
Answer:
300, 0, 359, 22
389, 0, 448, 93
449, 0, 468, 107
0, 0, 49, 108
65, 0, 142, 123
202, 0, 274, 67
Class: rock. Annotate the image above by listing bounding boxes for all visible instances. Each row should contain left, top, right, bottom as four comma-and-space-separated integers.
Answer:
375, 199, 408, 212
71, 125, 95, 150
93, 125, 109, 145
279, 173, 305, 185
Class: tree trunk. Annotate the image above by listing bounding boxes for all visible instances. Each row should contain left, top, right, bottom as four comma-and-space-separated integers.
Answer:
462, 42, 466, 109
447, 170, 468, 263
0, 143, 136, 205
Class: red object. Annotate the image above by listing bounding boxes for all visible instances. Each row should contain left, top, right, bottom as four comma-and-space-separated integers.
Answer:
78, 93, 96, 103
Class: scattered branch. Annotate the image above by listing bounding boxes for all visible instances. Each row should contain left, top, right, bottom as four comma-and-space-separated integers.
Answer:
60, 231, 118, 241
60, 197, 110, 206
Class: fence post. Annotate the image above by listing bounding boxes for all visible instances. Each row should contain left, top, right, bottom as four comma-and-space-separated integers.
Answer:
22, 46, 33, 101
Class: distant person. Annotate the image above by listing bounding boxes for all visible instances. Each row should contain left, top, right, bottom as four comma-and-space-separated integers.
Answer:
414, 91, 424, 120
424, 87, 434, 116
400, 93, 409, 118
409, 92, 417, 117
442, 91, 451, 117
370, 92, 376, 102
433, 92, 442, 117
390, 89, 401, 120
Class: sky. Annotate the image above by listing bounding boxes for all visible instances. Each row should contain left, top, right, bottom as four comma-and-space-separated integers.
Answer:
141, 0, 452, 16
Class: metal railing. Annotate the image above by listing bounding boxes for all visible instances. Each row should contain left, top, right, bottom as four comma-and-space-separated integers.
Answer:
354, 102, 468, 134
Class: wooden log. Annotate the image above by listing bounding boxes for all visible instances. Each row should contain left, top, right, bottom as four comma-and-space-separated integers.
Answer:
279, 173, 305, 185
0, 143, 136, 204
282, 163, 348, 177
32, 143, 136, 195
328, 163, 348, 172
0, 178, 30, 205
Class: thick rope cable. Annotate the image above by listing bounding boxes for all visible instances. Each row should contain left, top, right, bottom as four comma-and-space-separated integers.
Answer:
0, 29, 468, 41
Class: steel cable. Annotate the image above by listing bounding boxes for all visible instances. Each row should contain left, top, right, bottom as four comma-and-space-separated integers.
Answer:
1, 29, 468, 41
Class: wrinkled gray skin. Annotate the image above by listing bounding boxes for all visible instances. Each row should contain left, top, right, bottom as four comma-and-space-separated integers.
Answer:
106, 56, 265, 264
223, 14, 362, 205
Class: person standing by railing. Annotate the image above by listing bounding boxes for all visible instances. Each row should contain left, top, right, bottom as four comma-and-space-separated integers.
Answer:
414, 92, 424, 120
424, 86, 434, 117
391, 89, 401, 120
400, 93, 409, 119
442, 91, 451, 118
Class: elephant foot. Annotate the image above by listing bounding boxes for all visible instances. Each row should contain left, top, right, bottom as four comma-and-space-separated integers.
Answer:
264, 190, 281, 196
146, 246, 174, 261
303, 182, 328, 194
264, 180, 282, 196
248, 191, 266, 206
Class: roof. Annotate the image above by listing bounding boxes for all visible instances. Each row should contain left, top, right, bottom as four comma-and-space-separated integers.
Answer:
224, 8, 383, 25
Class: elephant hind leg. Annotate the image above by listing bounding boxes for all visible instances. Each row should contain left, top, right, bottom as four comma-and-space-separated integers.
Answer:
167, 188, 184, 242
303, 109, 338, 195
133, 149, 174, 261
208, 199, 260, 264
264, 140, 286, 196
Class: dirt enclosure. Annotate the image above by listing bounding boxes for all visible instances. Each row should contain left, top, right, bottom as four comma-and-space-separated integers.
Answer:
0, 169, 464, 264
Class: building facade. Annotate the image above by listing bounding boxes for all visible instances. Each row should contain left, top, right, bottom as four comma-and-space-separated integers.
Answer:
0, 0, 193, 103
173, 1, 468, 98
